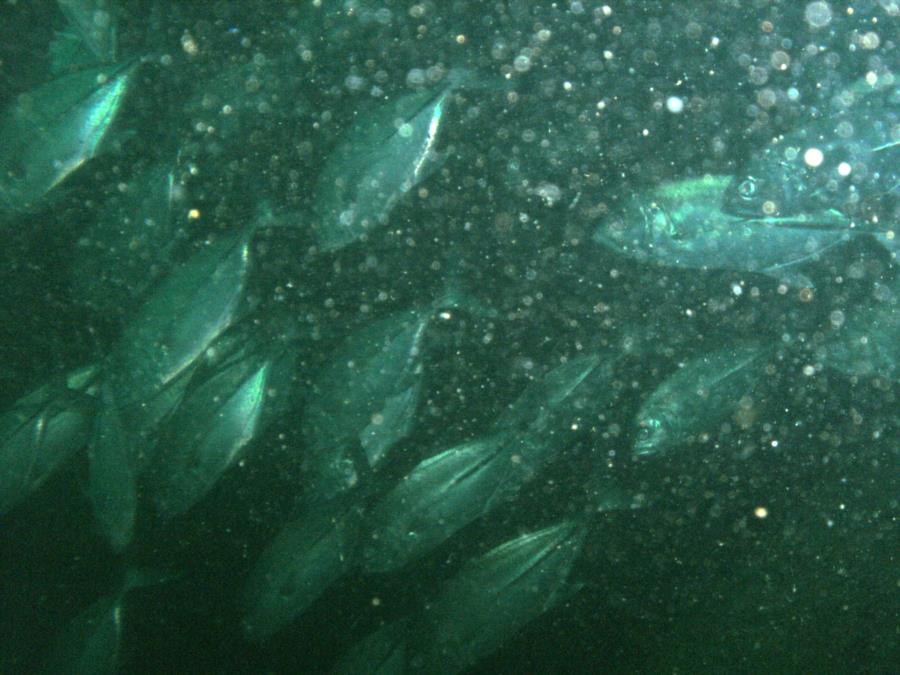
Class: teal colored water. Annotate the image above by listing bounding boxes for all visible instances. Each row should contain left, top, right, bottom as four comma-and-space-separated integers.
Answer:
0, 2, 896, 673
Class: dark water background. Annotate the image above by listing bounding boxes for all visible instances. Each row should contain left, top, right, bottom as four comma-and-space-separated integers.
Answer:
1, 1, 897, 672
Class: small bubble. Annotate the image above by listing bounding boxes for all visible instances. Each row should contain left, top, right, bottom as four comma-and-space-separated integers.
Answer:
665, 96, 684, 113
513, 54, 532, 72
829, 310, 845, 327
804, 147, 824, 167
406, 68, 427, 87
837, 161, 852, 177
804, 2, 833, 29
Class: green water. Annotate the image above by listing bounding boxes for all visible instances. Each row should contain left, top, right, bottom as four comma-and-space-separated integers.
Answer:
0, 1, 896, 673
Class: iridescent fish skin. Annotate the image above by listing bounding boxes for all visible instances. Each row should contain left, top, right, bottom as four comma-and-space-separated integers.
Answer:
0, 63, 136, 220
0, 364, 98, 515
594, 174, 886, 284
312, 71, 468, 251
148, 320, 298, 519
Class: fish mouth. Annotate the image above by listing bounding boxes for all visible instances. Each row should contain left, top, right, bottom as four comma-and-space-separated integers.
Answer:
632, 434, 661, 457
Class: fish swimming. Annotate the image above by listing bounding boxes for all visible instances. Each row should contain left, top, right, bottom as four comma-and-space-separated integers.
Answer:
595, 174, 895, 286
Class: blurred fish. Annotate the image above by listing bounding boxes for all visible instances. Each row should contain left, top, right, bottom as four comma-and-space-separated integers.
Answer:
148, 318, 298, 519
723, 76, 898, 229
311, 70, 469, 251
362, 354, 602, 573
331, 619, 408, 675
71, 159, 181, 316
40, 568, 171, 675
302, 303, 436, 499
104, 225, 257, 442
53, 0, 119, 71
492, 352, 603, 436
406, 521, 584, 675
595, 175, 895, 287
0, 62, 136, 221
362, 434, 511, 574
86, 382, 137, 552
0, 364, 98, 515
241, 493, 364, 641
633, 343, 772, 458
88, 226, 257, 550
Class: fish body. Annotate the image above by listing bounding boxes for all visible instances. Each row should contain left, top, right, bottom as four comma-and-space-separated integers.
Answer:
71, 159, 180, 316
148, 320, 298, 519
595, 175, 864, 284
104, 226, 256, 438
53, 0, 119, 71
363, 354, 604, 573
302, 307, 430, 498
823, 277, 900, 381
0, 364, 98, 514
407, 521, 584, 675
40, 569, 170, 675
242, 494, 363, 641
312, 71, 467, 251
0, 63, 136, 220
634, 344, 771, 457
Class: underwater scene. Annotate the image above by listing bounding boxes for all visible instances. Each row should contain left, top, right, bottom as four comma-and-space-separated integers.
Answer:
0, 0, 897, 672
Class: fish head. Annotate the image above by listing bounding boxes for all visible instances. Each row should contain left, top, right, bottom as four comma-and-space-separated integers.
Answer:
593, 193, 689, 262
723, 160, 808, 219
633, 406, 679, 457
595, 175, 736, 262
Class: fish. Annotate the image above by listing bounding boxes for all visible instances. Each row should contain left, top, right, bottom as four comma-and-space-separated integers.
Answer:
594, 174, 894, 287
40, 569, 172, 675
0, 364, 98, 514
147, 318, 298, 519
86, 382, 137, 553
241, 494, 364, 641
361, 434, 513, 574
87, 226, 257, 550
362, 354, 603, 573
53, 0, 119, 71
70, 159, 181, 316
103, 225, 257, 441
407, 521, 584, 675
331, 619, 408, 675
633, 343, 772, 458
302, 306, 430, 498
723, 76, 899, 229
0, 62, 136, 221
311, 70, 469, 251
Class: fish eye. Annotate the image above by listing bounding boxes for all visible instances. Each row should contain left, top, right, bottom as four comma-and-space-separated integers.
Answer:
638, 418, 661, 439
737, 177, 758, 201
